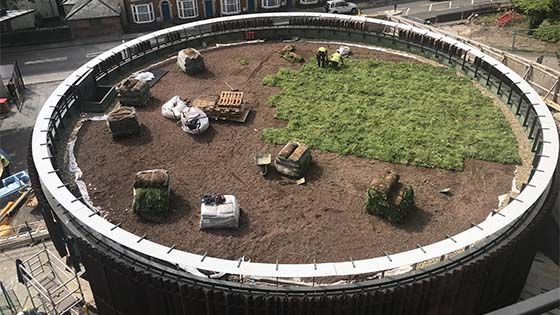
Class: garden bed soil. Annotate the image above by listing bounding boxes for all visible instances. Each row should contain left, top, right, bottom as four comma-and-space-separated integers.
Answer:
74, 42, 517, 264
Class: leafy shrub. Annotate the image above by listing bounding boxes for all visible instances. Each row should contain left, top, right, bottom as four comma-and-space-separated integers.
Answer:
535, 21, 560, 42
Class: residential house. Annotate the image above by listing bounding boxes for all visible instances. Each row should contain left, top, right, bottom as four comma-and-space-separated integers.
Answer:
123, 0, 209, 32
64, 0, 123, 36
6, 0, 62, 19
62, 0, 76, 15
122, 0, 318, 32
0, 9, 35, 32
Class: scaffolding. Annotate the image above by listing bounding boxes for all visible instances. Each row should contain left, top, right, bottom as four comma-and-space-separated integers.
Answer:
0, 281, 21, 315
18, 246, 85, 315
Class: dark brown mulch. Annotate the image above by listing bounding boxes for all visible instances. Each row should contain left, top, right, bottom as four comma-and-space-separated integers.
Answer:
74, 42, 516, 264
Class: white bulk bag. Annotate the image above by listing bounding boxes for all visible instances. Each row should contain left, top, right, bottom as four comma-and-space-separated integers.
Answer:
132, 71, 155, 82
337, 46, 352, 56
200, 195, 240, 229
180, 107, 210, 135
161, 96, 188, 120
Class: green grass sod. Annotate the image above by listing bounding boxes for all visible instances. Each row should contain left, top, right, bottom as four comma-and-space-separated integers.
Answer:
132, 187, 170, 222
262, 59, 521, 170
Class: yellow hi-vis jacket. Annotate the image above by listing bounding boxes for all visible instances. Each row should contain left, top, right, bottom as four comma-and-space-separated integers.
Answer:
0, 153, 9, 168
317, 47, 327, 54
329, 52, 342, 64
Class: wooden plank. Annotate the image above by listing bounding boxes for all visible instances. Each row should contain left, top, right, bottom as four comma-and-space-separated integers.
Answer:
544, 99, 560, 112
207, 110, 250, 123
192, 96, 218, 108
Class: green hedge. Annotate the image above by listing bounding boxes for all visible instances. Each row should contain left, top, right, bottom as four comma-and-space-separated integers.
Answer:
535, 21, 560, 42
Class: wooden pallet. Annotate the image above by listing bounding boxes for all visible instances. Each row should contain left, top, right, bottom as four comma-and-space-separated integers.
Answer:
192, 95, 218, 108
207, 109, 251, 123
218, 91, 244, 107
192, 93, 249, 122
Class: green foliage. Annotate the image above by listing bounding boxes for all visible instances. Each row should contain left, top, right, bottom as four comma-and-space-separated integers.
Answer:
513, 0, 559, 29
364, 185, 414, 224
400, 187, 415, 215
262, 60, 521, 170
281, 52, 305, 64
365, 188, 389, 215
513, 0, 554, 14
132, 187, 170, 222
239, 58, 249, 65
535, 21, 560, 42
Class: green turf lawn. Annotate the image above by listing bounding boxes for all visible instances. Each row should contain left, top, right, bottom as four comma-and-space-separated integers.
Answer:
262, 59, 521, 170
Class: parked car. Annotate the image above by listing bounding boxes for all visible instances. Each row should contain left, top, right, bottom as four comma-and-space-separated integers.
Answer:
324, 0, 358, 15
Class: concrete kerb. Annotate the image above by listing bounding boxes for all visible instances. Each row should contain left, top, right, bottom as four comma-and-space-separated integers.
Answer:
24, 72, 75, 86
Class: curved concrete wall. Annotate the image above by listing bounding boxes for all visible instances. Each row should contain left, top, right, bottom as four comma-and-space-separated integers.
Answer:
28, 13, 559, 314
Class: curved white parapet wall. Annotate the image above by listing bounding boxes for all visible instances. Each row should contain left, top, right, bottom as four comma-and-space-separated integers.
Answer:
32, 13, 559, 279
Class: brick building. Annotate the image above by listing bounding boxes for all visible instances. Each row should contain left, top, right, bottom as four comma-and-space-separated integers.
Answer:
122, 0, 321, 32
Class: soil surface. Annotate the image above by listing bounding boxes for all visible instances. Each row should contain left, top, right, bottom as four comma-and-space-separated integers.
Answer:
74, 42, 517, 264
439, 18, 560, 71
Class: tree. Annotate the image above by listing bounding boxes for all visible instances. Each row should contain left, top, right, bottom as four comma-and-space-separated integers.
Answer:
513, 0, 559, 29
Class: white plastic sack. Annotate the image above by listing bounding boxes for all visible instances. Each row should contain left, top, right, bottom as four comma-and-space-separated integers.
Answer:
132, 71, 155, 82
181, 107, 210, 135
337, 46, 352, 56
200, 195, 240, 229
162, 96, 187, 120
67, 114, 106, 214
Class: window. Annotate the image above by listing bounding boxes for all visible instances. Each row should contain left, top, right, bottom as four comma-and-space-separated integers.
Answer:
132, 3, 155, 23
262, 0, 280, 8
178, 0, 198, 18
221, 0, 240, 15
299, 0, 318, 4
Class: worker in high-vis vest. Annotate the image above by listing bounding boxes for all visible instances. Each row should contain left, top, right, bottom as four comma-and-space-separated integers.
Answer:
328, 51, 343, 69
0, 149, 10, 182
316, 46, 328, 68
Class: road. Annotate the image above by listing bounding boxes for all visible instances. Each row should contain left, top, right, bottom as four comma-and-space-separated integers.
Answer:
363, 0, 504, 16
0, 40, 126, 79
0, 0, 505, 81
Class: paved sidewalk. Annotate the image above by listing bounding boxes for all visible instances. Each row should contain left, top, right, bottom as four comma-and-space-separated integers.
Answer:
0, 81, 56, 230
24, 71, 74, 85
0, 81, 61, 171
